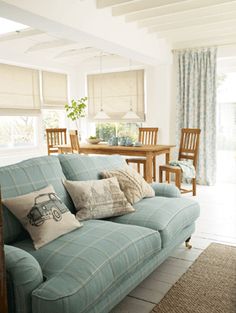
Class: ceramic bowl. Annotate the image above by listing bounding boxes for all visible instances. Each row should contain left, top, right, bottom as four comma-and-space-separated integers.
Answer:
87, 138, 101, 144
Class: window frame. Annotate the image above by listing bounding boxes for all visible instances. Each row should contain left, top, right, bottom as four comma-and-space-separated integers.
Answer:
0, 63, 69, 155
87, 69, 145, 122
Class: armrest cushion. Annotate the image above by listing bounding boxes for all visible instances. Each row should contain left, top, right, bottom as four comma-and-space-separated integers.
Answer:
150, 183, 181, 198
5, 245, 43, 313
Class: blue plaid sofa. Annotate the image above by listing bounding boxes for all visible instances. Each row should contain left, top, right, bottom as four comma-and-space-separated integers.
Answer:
1, 154, 200, 313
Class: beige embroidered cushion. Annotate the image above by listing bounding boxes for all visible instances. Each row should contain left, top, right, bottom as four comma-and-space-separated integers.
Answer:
63, 177, 135, 221
101, 167, 155, 204
3, 185, 82, 249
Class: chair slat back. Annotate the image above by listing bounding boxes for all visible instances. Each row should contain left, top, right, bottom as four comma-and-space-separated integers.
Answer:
138, 127, 158, 145
178, 128, 201, 167
69, 130, 80, 153
46, 128, 67, 155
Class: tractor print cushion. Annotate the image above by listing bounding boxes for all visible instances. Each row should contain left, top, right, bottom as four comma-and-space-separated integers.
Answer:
3, 185, 82, 249
63, 177, 135, 221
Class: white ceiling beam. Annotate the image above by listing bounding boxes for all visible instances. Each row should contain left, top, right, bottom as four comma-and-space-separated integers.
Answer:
0, 28, 44, 42
173, 34, 236, 49
97, 0, 134, 9
112, 0, 188, 16
54, 47, 101, 59
138, 1, 236, 28
25, 39, 74, 53
148, 12, 236, 33
161, 24, 236, 42
126, 0, 236, 22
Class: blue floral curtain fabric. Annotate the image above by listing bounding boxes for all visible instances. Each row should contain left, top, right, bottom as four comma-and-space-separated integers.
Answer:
175, 47, 217, 185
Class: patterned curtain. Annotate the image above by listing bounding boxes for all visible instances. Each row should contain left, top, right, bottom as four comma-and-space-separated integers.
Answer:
175, 47, 217, 185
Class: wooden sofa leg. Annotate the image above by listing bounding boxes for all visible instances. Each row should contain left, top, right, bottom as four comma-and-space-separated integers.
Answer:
185, 237, 192, 249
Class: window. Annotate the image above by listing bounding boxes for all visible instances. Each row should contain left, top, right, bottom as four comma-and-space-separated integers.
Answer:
42, 71, 68, 108
42, 109, 66, 141
87, 69, 145, 121
0, 116, 36, 148
96, 122, 141, 142
216, 73, 236, 183
0, 63, 40, 114
88, 69, 144, 143
0, 63, 68, 151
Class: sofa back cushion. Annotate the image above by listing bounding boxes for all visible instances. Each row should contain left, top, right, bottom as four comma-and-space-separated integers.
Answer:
58, 154, 127, 181
0, 156, 74, 244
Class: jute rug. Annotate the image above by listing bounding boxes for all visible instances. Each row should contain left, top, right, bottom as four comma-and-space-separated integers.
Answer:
151, 243, 236, 313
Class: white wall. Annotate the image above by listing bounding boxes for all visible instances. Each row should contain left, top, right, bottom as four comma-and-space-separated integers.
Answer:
67, 70, 93, 141
145, 64, 173, 144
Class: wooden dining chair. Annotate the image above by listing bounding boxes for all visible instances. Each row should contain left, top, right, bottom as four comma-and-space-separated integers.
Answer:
69, 130, 80, 153
46, 128, 67, 155
126, 127, 159, 181
159, 128, 201, 196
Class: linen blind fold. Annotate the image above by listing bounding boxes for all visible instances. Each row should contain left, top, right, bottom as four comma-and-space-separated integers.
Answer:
87, 69, 145, 121
42, 71, 68, 108
0, 63, 40, 115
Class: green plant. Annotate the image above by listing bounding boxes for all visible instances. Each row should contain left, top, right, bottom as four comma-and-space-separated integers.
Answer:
65, 97, 87, 129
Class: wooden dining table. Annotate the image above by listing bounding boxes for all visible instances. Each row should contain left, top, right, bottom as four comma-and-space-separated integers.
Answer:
57, 143, 175, 183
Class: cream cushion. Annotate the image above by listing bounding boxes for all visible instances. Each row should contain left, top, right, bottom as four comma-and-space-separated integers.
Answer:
101, 167, 155, 204
63, 177, 135, 221
3, 185, 82, 249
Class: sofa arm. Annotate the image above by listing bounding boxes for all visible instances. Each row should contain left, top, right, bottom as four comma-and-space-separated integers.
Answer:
150, 183, 181, 198
5, 245, 43, 313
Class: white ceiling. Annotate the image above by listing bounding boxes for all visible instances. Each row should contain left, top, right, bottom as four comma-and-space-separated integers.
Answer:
1, 0, 236, 71
0, 27, 132, 71
97, 0, 236, 49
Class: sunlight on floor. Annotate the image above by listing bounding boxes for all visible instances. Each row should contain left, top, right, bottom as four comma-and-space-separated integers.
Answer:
217, 151, 236, 184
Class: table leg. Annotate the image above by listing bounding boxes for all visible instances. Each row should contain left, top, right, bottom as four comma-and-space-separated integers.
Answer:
145, 152, 153, 183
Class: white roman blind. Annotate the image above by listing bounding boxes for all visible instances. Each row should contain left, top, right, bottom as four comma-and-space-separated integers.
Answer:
42, 71, 68, 108
87, 69, 145, 121
0, 63, 40, 114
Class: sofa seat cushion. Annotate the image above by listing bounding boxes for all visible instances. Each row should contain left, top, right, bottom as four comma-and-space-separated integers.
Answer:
111, 197, 200, 247
14, 220, 161, 313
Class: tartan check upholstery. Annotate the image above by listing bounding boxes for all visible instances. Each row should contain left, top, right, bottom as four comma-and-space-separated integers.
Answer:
0, 156, 74, 244
4, 245, 44, 313
150, 182, 181, 198
58, 154, 127, 181
0, 155, 200, 313
111, 197, 200, 247
14, 220, 161, 313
